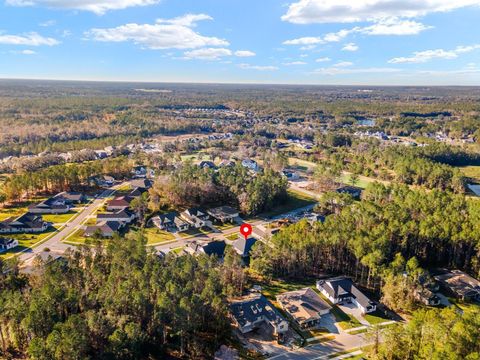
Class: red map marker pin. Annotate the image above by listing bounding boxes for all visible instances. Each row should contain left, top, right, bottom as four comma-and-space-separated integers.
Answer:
240, 223, 253, 240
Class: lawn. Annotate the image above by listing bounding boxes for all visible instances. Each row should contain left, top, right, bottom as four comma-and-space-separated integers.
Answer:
363, 311, 391, 325
288, 157, 317, 171
225, 233, 238, 241
215, 222, 236, 231
0, 227, 57, 259
458, 165, 480, 182
330, 306, 362, 330
260, 278, 318, 300
42, 210, 78, 224
0, 196, 49, 221
138, 227, 176, 245
64, 229, 87, 245
339, 173, 376, 189
259, 188, 317, 218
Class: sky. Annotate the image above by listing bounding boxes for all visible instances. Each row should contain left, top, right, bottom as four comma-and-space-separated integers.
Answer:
1, 0, 480, 85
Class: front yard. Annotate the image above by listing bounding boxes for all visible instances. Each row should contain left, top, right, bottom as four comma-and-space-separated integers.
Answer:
42, 210, 79, 224
0, 227, 57, 259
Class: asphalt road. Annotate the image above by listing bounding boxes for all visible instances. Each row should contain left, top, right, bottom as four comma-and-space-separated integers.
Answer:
269, 333, 371, 360
19, 188, 114, 264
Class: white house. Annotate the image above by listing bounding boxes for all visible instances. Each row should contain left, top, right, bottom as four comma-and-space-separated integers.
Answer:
241, 159, 260, 172
317, 277, 376, 314
0, 237, 19, 252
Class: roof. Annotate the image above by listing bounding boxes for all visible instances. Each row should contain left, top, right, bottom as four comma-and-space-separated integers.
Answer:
414, 287, 440, 302
183, 207, 208, 218
85, 221, 123, 236
56, 192, 85, 202
434, 270, 480, 297
207, 206, 239, 219
107, 196, 134, 207
188, 240, 226, 257
199, 160, 216, 168
153, 212, 188, 228
230, 294, 285, 328
233, 237, 257, 257
277, 288, 331, 323
0, 213, 46, 230
97, 209, 134, 221
28, 196, 69, 210
317, 277, 374, 309
129, 179, 153, 189
0, 237, 17, 246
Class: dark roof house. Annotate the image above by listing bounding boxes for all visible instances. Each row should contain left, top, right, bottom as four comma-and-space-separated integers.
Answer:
185, 240, 226, 258
317, 277, 376, 314
207, 206, 239, 222
0, 213, 48, 234
84, 221, 124, 237
232, 237, 257, 257
28, 197, 70, 214
151, 212, 189, 232
434, 270, 480, 301
106, 196, 134, 211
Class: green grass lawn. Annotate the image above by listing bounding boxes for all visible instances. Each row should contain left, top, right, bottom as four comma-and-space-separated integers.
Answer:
330, 306, 362, 330
64, 229, 87, 245
288, 157, 317, 171
225, 233, 238, 241
0, 227, 57, 259
340, 173, 376, 189
363, 311, 391, 325
458, 165, 480, 183
260, 278, 318, 300
259, 188, 317, 218
42, 210, 78, 224
138, 227, 176, 245
215, 222, 236, 231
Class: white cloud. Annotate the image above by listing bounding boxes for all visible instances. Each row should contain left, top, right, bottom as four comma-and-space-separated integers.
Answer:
283, 61, 307, 65
283, 28, 350, 46
0, 32, 59, 46
342, 43, 359, 52
184, 47, 232, 60
239, 63, 279, 71
313, 66, 401, 75
281, 0, 480, 24
86, 14, 228, 50
234, 50, 256, 57
333, 61, 353, 67
6, 0, 161, 15
39, 20, 56, 27
315, 57, 331, 62
361, 18, 433, 35
9, 49, 37, 55
389, 44, 480, 64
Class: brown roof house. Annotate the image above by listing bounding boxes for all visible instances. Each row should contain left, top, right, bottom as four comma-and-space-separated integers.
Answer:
276, 288, 331, 329
434, 270, 480, 302
106, 196, 134, 211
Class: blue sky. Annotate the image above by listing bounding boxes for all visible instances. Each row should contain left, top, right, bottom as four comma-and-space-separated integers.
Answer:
1, 0, 480, 85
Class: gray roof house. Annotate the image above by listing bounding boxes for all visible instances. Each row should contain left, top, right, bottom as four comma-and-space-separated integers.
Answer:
180, 208, 211, 228
276, 288, 331, 329
230, 294, 288, 337
207, 206, 239, 223
232, 237, 257, 258
317, 277, 376, 314
97, 209, 136, 224
413, 287, 441, 306
0, 237, 19, 253
151, 212, 189, 233
28, 197, 70, 214
55, 192, 87, 204
185, 240, 226, 258
434, 270, 480, 302
0, 213, 48, 234
84, 221, 124, 237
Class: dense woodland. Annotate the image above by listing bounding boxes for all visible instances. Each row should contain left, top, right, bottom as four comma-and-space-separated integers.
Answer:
0, 235, 248, 360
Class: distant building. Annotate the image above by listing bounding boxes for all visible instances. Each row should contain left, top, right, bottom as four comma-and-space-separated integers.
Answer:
84, 221, 124, 237
413, 287, 441, 306
106, 196, 135, 211
151, 212, 189, 233
132, 165, 147, 178
277, 288, 331, 329
0, 213, 48, 234
336, 185, 363, 199
129, 178, 153, 190
218, 160, 235, 168
434, 270, 480, 302
180, 208, 211, 228
55, 192, 87, 204
97, 209, 136, 224
185, 240, 226, 258
282, 170, 300, 181
0, 237, 18, 252
317, 277, 376, 314
28, 197, 70, 214
207, 206, 239, 223
229, 294, 288, 336
232, 237, 257, 258
199, 160, 216, 169
241, 159, 260, 172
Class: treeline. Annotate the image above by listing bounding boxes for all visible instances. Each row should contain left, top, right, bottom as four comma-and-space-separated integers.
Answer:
0, 235, 236, 359
1, 157, 135, 201
251, 183, 480, 289
368, 307, 480, 359
149, 162, 288, 215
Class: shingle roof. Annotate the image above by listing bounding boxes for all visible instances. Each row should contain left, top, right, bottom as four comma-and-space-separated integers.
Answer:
277, 288, 331, 323
230, 294, 285, 328
233, 237, 257, 257
317, 277, 374, 309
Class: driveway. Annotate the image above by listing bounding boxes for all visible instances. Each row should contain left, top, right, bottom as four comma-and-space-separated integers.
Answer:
338, 303, 369, 326
318, 313, 341, 334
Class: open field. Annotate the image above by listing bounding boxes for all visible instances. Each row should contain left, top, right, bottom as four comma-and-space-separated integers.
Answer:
259, 188, 317, 218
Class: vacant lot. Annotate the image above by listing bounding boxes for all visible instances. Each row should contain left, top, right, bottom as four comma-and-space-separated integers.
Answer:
259, 189, 317, 218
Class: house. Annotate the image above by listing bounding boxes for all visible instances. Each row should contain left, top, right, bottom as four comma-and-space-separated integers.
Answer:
97, 209, 136, 224
282, 170, 300, 181
413, 287, 441, 306
55, 191, 87, 204
241, 159, 260, 172
185, 240, 226, 258
207, 206, 239, 223
317, 277, 376, 314
180, 208, 211, 228
151, 212, 189, 232
276, 288, 331, 329
84, 221, 124, 237
199, 160, 216, 169
434, 270, 480, 302
336, 185, 363, 199
28, 197, 70, 214
0, 237, 19, 252
230, 294, 288, 336
218, 160, 235, 168
106, 196, 134, 211
132, 165, 147, 178
232, 237, 257, 258
0, 213, 49, 234
129, 178, 153, 190
94, 150, 108, 159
